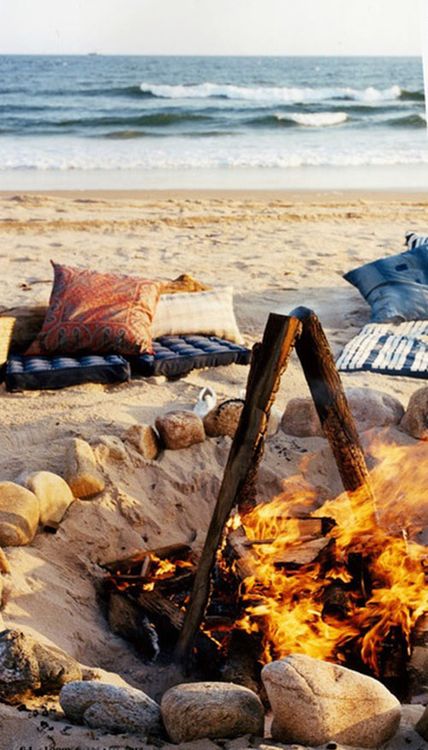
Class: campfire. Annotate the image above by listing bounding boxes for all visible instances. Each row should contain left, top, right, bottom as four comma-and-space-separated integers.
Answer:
102, 308, 428, 700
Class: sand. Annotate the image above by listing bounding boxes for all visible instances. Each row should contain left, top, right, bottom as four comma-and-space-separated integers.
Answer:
0, 190, 427, 749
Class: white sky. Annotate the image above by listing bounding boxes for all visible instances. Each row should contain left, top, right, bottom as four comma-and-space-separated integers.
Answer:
0, 0, 425, 56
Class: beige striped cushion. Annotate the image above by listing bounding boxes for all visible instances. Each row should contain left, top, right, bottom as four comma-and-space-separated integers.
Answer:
152, 287, 243, 343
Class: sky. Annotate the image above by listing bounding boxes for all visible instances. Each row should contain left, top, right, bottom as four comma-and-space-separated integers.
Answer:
0, 0, 425, 56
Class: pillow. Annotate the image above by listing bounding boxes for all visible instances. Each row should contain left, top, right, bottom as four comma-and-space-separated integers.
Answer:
152, 287, 244, 343
405, 232, 428, 250
27, 262, 160, 356
343, 245, 428, 323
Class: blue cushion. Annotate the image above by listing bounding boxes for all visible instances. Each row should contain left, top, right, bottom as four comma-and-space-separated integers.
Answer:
344, 244, 428, 322
6, 354, 131, 392
134, 334, 251, 377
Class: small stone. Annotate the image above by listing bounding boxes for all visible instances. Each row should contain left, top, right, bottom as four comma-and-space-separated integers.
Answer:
155, 411, 205, 450
60, 680, 161, 736
0, 548, 11, 574
0, 482, 40, 546
400, 387, 428, 440
64, 438, 105, 498
281, 398, 324, 438
0, 630, 81, 702
22, 471, 74, 526
124, 424, 160, 460
281, 387, 404, 437
97, 435, 128, 461
262, 654, 401, 748
160, 681, 264, 743
204, 400, 244, 438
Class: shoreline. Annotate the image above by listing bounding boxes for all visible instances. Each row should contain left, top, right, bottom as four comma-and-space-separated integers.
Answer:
2, 188, 428, 201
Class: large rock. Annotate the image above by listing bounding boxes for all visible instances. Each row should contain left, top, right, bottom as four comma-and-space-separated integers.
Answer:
161, 681, 264, 743
97, 435, 128, 461
64, 438, 105, 498
204, 399, 244, 438
281, 387, 404, 437
400, 387, 428, 440
60, 680, 161, 736
22, 471, 74, 526
124, 424, 160, 460
0, 630, 81, 702
155, 411, 205, 450
0, 482, 40, 546
262, 654, 401, 748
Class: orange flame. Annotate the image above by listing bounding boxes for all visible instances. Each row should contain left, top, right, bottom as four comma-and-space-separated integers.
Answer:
234, 439, 428, 675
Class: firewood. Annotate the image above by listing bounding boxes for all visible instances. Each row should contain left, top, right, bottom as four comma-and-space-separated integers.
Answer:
108, 591, 160, 661
103, 543, 192, 574
175, 313, 302, 666
273, 537, 331, 568
291, 306, 377, 526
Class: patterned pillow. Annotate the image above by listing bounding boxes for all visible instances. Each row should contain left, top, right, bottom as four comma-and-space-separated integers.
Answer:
405, 232, 428, 250
27, 263, 160, 356
152, 287, 244, 343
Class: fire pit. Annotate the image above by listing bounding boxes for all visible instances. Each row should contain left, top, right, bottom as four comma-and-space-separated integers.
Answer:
101, 308, 428, 701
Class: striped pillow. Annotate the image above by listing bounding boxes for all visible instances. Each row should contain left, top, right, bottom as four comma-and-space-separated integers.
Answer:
152, 287, 243, 344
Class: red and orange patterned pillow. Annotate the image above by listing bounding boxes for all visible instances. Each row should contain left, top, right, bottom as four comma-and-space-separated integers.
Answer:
27, 262, 160, 356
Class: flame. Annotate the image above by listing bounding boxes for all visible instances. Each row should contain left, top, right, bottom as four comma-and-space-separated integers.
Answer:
234, 439, 428, 675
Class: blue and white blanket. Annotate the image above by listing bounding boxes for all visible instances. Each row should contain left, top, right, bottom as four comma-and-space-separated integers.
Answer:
336, 321, 428, 378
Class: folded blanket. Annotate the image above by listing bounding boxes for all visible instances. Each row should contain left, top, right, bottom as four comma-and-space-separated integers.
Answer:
336, 321, 428, 378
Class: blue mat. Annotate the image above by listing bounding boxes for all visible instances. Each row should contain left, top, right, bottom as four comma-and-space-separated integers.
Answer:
336, 321, 428, 378
6, 354, 131, 391
134, 334, 251, 378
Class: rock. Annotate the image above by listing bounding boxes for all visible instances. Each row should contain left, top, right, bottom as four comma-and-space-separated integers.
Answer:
124, 424, 161, 460
160, 681, 264, 743
155, 411, 205, 450
97, 435, 128, 461
22, 471, 74, 526
281, 397, 324, 438
281, 388, 404, 437
0, 548, 11, 574
416, 704, 428, 740
64, 438, 105, 498
400, 387, 428, 440
60, 680, 161, 736
0, 630, 81, 702
204, 400, 244, 438
0, 482, 40, 546
262, 654, 401, 748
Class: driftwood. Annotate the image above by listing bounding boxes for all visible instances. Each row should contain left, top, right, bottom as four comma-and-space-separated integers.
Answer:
291, 306, 377, 525
174, 313, 302, 666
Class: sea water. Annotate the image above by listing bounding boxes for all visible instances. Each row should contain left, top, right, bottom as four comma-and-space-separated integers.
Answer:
0, 54, 427, 190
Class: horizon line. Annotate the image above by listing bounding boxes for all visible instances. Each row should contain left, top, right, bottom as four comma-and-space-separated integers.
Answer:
0, 52, 423, 58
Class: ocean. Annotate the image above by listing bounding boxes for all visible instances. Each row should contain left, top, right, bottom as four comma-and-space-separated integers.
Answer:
1, 54, 427, 190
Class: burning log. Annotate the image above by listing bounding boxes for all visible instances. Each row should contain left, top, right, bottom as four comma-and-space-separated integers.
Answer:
174, 313, 302, 666
104, 543, 192, 575
291, 306, 377, 525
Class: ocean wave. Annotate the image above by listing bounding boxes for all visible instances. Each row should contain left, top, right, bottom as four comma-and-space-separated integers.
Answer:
139, 81, 403, 104
386, 113, 427, 128
57, 112, 211, 129
279, 112, 348, 127
399, 89, 425, 102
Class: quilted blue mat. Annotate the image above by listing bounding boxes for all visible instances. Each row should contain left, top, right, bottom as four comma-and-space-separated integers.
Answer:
6, 354, 131, 391
134, 334, 251, 378
336, 321, 428, 378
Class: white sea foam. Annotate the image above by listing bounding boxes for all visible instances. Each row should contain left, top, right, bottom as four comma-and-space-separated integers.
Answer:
1, 134, 428, 171
140, 81, 402, 104
278, 112, 348, 127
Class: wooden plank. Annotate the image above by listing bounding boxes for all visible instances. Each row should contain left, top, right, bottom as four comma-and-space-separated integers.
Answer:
174, 312, 302, 667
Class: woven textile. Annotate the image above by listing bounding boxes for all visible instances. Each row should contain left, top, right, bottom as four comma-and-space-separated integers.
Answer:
6, 354, 131, 391
135, 334, 251, 378
27, 263, 160, 356
152, 287, 243, 343
336, 321, 428, 378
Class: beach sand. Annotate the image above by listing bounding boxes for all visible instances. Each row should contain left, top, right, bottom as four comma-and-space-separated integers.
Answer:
0, 190, 427, 749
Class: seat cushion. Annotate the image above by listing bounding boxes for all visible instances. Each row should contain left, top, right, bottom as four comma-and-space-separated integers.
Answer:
6, 354, 131, 392
27, 262, 160, 356
152, 287, 243, 343
344, 245, 428, 322
133, 334, 251, 378
336, 321, 428, 378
